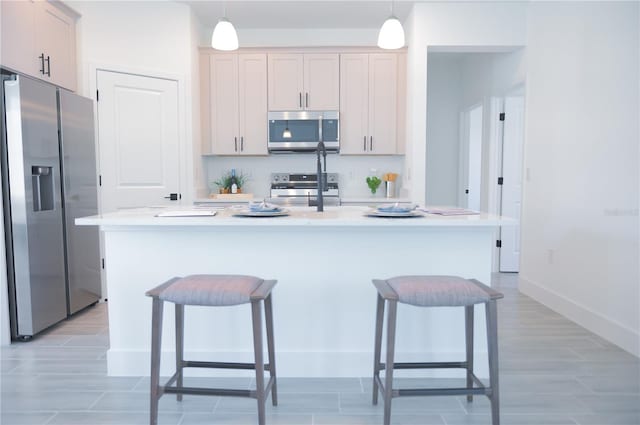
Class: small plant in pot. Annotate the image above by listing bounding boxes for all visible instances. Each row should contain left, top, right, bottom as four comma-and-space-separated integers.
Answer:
366, 176, 382, 195
212, 169, 248, 194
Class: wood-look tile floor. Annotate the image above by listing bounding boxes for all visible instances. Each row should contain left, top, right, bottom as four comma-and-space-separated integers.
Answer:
1, 273, 639, 425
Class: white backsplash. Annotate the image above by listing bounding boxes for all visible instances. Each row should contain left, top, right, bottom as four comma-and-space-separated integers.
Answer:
204, 154, 405, 199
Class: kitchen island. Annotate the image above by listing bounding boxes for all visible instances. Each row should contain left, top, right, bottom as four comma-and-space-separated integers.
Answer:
77, 206, 511, 377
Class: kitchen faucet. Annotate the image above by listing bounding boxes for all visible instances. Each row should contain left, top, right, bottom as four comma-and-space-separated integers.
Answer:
313, 140, 327, 212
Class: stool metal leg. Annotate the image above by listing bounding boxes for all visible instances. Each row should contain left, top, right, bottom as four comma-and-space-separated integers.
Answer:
251, 300, 266, 425
383, 300, 398, 425
372, 293, 385, 405
175, 303, 184, 402
486, 299, 500, 425
465, 304, 474, 402
264, 293, 278, 406
150, 298, 164, 425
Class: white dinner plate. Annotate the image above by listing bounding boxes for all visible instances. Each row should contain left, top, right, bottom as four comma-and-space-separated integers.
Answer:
233, 209, 289, 217
366, 210, 424, 218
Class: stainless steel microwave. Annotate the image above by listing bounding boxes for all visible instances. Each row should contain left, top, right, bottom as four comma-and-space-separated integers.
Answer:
268, 111, 339, 153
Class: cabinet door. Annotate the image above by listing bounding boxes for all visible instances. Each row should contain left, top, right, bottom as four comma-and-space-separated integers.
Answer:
368, 54, 397, 155
36, 1, 76, 91
303, 54, 339, 110
210, 55, 240, 155
268, 54, 304, 111
339, 54, 369, 154
238, 54, 268, 155
1, 0, 37, 75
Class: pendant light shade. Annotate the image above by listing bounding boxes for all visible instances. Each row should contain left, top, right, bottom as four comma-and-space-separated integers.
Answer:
377, 16, 405, 49
211, 18, 238, 51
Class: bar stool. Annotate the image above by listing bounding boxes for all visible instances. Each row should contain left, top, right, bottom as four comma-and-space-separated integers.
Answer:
371, 276, 504, 425
146, 275, 278, 425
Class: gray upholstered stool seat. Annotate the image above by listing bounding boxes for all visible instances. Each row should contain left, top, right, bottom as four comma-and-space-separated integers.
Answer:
372, 276, 503, 425
147, 275, 278, 425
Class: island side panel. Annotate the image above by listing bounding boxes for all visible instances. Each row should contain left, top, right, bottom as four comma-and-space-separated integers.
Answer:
103, 225, 494, 377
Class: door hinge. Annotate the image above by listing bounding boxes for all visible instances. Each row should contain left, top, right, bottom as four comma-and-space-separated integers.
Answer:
498, 177, 504, 185
496, 240, 502, 248
101, 258, 105, 269
465, 189, 469, 194
499, 112, 505, 121
96, 90, 99, 101
99, 175, 102, 186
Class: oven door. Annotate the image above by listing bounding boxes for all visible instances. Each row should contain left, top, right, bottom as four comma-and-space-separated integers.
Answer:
268, 111, 339, 152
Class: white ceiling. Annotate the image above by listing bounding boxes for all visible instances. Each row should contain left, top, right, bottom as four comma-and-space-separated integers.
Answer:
181, 1, 416, 29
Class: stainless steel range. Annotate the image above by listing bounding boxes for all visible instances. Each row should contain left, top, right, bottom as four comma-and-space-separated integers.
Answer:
270, 173, 339, 205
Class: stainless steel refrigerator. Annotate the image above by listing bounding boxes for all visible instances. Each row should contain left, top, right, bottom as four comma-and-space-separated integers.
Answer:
1, 73, 101, 340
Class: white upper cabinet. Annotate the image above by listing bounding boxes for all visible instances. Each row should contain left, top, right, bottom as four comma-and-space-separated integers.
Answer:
0, 0, 78, 91
207, 53, 268, 156
340, 53, 403, 155
268, 53, 339, 111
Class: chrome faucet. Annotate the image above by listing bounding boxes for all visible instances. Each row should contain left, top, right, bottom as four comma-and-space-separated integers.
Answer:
315, 141, 327, 212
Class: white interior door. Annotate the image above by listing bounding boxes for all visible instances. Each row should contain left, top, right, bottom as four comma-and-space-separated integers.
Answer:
96, 70, 180, 212
499, 96, 525, 272
459, 105, 483, 210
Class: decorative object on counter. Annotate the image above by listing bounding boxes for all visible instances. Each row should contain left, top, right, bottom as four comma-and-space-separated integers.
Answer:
382, 173, 399, 198
234, 201, 289, 217
366, 172, 382, 195
366, 203, 422, 218
212, 169, 248, 194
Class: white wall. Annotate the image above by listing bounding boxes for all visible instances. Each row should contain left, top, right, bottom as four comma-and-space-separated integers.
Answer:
405, 2, 528, 205
425, 51, 526, 208
425, 54, 462, 206
520, 1, 640, 356
69, 0, 197, 202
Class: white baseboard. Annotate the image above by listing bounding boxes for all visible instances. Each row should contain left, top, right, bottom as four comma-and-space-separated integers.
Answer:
519, 276, 640, 357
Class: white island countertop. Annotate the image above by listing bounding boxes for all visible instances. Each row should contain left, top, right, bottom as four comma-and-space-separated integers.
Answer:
76, 205, 513, 228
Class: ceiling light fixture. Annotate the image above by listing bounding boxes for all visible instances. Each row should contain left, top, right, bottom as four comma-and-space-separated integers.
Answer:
211, 3, 238, 51
377, 0, 405, 50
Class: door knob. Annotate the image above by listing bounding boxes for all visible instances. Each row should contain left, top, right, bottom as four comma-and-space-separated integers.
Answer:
164, 193, 180, 201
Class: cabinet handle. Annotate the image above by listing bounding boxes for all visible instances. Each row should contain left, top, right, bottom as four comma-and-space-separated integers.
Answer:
240, 136, 244, 152
363, 136, 367, 151
305, 92, 309, 108
299, 92, 302, 108
370, 136, 373, 151
234, 137, 238, 152
39, 54, 45, 75
45, 56, 51, 77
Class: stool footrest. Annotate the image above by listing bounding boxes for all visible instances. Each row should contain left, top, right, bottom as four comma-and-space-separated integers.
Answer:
183, 360, 271, 371
164, 386, 253, 398
398, 387, 490, 397
381, 361, 468, 370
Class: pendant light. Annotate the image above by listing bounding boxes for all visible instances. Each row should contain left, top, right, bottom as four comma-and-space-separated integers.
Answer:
282, 121, 292, 139
211, 3, 238, 51
377, 0, 405, 50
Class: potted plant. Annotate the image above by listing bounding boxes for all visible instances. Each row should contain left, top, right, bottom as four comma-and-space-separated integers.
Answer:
212, 169, 248, 194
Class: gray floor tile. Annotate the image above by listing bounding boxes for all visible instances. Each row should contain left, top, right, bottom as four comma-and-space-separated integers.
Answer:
90, 391, 218, 413
0, 412, 55, 425
441, 413, 578, 424
46, 412, 182, 425
314, 413, 444, 424
0, 390, 102, 411
572, 413, 640, 425
181, 412, 312, 425
1, 274, 638, 425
